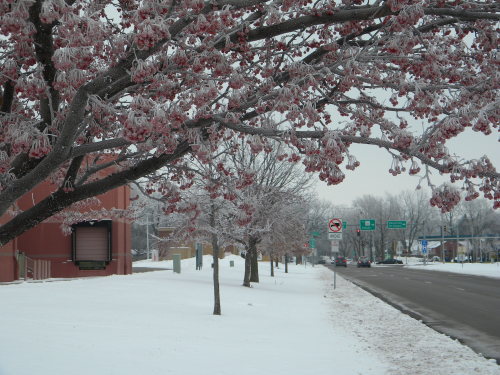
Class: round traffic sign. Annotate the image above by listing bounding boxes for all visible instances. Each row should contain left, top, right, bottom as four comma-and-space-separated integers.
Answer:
328, 218, 342, 233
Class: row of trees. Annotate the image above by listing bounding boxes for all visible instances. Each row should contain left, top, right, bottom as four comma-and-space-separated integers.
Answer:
132, 163, 499, 313
132, 140, 314, 314
308, 191, 500, 261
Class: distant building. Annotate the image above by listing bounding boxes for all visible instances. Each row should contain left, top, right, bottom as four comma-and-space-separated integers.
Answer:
155, 227, 238, 260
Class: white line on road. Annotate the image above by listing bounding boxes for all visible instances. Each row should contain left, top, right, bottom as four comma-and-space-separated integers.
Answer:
424, 281, 432, 284
455, 287, 466, 291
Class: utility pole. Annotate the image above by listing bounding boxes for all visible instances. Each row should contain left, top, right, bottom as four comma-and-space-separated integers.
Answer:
370, 231, 374, 263
146, 214, 150, 260
441, 224, 444, 263
423, 225, 427, 266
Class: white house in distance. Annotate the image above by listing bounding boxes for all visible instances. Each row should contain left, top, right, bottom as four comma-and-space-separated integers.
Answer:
411, 241, 442, 257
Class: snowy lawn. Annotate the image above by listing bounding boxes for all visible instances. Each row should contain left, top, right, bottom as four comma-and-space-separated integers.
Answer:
403, 261, 500, 279
0, 255, 499, 375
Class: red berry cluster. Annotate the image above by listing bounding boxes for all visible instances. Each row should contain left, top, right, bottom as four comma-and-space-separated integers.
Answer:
430, 186, 461, 213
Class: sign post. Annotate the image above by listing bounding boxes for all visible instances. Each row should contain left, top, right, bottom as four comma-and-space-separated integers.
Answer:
421, 240, 428, 265
328, 218, 343, 267
421, 240, 428, 254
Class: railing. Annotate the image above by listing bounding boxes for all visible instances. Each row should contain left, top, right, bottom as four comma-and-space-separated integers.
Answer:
17, 252, 51, 281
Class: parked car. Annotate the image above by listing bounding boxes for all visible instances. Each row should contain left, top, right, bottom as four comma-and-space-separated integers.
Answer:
317, 259, 326, 264
376, 258, 403, 265
357, 256, 371, 267
335, 256, 347, 267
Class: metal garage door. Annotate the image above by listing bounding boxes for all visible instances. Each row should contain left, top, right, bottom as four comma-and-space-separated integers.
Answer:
75, 226, 109, 261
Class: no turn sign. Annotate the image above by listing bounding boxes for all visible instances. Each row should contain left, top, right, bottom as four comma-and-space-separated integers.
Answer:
328, 218, 343, 233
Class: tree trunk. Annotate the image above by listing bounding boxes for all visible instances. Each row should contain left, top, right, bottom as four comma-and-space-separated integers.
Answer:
270, 253, 274, 277
211, 233, 221, 315
243, 247, 251, 287
275, 259, 279, 268
285, 254, 289, 273
209, 205, 221, 315
250, 237, 259, 283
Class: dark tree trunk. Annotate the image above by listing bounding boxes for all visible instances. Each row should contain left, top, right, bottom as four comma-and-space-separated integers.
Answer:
270, 252, 274, 277
275, 259, 279, 268
285, 254, 289, 273
243, 246, 251, 287
211, 233, 221, 315
249, 237, 259, 283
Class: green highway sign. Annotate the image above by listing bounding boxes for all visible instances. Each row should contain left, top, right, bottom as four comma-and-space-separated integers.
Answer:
309, 238, 316, 248
360, 219, 375, 231
387, 220, 407, 229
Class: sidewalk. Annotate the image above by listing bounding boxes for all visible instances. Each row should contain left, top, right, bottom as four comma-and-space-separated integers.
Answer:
0, 256, 498, 375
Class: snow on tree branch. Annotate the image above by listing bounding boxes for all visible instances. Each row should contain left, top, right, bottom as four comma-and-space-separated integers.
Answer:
0, 0, 499, 245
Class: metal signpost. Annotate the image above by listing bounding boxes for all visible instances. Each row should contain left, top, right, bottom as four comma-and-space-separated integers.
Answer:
308, 231, 321, 266
441, 225, 445, 263
309, 237, 317, 266
387, 221, 407, 261
421, 240, 428, 254
328, 218, 343, 290
421, 240, 428, 265
359, 220, 375, 260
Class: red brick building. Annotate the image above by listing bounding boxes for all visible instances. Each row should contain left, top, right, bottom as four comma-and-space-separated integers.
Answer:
0, 183, 131, 283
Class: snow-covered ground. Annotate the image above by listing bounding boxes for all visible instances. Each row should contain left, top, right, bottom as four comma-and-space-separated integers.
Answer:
395, 257, 500, 279
1, 255, 499, 375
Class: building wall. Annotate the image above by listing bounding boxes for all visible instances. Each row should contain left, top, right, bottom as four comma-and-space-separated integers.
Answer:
4, 182, 132, 281
109, 183, 132, 275
0, 220, 16, 282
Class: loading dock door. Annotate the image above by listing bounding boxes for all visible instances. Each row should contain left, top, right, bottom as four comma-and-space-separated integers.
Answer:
74, 226, 109, 261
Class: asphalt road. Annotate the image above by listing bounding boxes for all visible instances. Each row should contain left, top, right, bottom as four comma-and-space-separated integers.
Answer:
326, 264, 500, 363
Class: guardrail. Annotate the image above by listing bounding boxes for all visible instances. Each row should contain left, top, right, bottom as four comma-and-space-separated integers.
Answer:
18, 252, 51, 281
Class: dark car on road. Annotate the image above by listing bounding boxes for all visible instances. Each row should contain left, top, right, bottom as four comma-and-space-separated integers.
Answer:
357, 256, 371, 267
376, 258, 403, 265
335, 256, 347, 267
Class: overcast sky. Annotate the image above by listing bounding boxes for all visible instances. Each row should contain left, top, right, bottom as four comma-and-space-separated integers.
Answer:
313, 127, 499, 207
